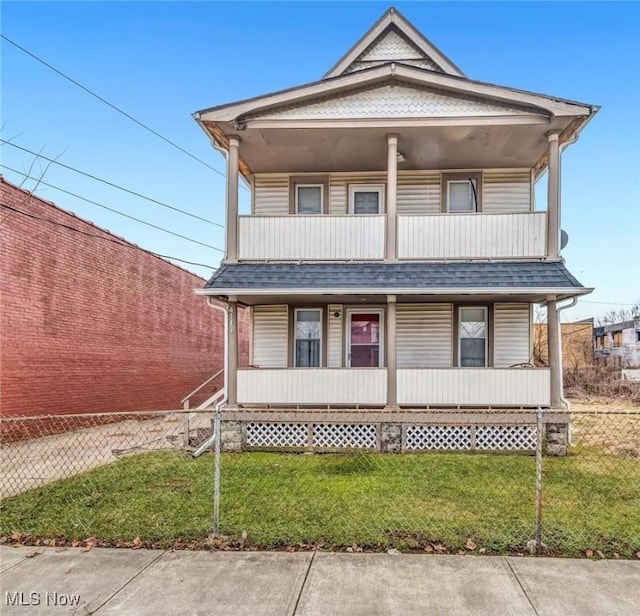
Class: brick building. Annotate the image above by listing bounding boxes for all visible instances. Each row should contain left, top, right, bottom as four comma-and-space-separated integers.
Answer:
0, 176, 248, 416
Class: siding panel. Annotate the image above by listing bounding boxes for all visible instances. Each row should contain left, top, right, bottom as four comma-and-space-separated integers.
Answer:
252, 305, 288, 368
483, 170, 531, 213
397, 171, 441, 214
327, 304, 343, 368
494, 304, 532, 368
254, 175, 289, 215
397, 304, 452, 368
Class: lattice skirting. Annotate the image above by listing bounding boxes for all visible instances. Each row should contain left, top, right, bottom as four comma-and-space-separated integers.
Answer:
243, 422, 538, 452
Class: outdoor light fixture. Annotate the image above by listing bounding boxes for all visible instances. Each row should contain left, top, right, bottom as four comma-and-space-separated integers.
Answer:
396, 151, 406, 163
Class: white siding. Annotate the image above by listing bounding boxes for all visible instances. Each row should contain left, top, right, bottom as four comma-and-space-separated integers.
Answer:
254, 174, 288, 215
238, 215, 385, 260
237, 368, 387, 405
397, 368, 550, 406
397, 172, 440, 214
252, 306, 288, 368
483, 170, 532, 213
327, 304, 343, 368
494, 304, 532, 368
397, 304, 452, 368
398, 212, 546, 259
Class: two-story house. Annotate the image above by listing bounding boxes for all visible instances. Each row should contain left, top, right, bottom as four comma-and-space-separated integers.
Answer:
193, 7, 597, 452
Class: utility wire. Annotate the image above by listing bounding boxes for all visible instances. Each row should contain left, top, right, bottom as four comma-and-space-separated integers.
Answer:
0, 202, 218, 270
2, 164, 224, 252
0, 34, 227, 178
1, 140, 223, 228
578, 300, 638, 306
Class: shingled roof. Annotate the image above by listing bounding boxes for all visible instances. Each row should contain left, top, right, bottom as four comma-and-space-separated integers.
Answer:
203, 261, 587, 293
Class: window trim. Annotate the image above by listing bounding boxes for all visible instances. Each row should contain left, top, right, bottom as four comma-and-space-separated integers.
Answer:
348, 184, 385, 215
289, 175, 329, 215
441, 172, 483, 213
457, 306, 489, 368
345, 307, 384, 368
293, 307, 323, 368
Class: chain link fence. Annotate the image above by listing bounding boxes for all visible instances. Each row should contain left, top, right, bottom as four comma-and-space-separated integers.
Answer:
1, 407, 638, 557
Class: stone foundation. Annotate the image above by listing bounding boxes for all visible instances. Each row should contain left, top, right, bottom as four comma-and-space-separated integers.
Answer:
544, 422, 569, 456
220, 420, 242, 452
380, 423, 402, 453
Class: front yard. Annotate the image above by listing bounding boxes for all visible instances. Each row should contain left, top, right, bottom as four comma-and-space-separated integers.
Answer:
1, 449, 638, 557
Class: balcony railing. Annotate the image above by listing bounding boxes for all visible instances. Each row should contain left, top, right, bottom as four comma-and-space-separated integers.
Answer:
398, 212, 547, 259
397, 368, 550, 407
236, 367, 550, 407
237, 368, 387, 405
238, 212, 547, 261
238, 215, 385, 261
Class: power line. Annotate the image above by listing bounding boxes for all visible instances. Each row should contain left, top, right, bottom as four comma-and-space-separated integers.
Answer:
0, 34, 227, 178
1, 140, 223, 228
2, 164, 224, 252
0, 202, 218, 270
579, 300, 638, 306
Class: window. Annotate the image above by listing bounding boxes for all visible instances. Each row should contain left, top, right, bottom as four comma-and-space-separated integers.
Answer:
295, 184, 323, 214
612, 330, 623, 347
294, 309, 322, 367
349, 185, 384, 214
595, 335, 604, 349
458, 307, 487, 367
442, 172, 482, 213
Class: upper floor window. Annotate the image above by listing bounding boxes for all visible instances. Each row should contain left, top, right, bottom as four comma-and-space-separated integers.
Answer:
442, 172, 482, 213
295, 184, 323, 215
349, 185, 385, 214
612, 330, 623, 347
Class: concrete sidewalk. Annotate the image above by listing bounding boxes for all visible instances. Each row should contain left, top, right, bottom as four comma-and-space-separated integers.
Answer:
1, 546, 638, 615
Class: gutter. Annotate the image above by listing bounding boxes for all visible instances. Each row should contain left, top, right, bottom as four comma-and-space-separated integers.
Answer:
557, 297, 578, 413
206, 297, 229, 403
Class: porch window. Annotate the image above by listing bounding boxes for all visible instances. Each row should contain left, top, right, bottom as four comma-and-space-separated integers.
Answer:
295, 185, 323, 214
458, 307, 487, 367
442, 172, 482, 213
294, 309, 322, 367
349, 185, 384, 214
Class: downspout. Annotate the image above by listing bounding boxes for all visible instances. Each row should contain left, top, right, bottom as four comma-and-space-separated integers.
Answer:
556, 297, 578, 412
206, 297, 229, 401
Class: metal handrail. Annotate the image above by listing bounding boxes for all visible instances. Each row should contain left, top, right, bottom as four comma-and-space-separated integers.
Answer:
181, 368, 224, 406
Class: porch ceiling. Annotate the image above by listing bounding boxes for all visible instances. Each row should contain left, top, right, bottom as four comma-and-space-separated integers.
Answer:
212, 119, 573, 174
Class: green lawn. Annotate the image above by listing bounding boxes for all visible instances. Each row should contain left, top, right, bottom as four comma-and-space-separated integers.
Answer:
1, 450, 638, 557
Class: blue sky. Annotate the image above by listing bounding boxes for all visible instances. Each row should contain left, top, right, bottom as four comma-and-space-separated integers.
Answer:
2, 1, 638, 322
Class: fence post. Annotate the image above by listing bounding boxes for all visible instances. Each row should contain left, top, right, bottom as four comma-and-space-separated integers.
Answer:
182, 401, 190, 449
213, 406, 221, 536
533, 406, 545, 553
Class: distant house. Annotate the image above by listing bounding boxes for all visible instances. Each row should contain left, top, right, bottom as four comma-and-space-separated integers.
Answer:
594, 320, 640, 368
535, 319, 594, 369
0, 176, 249, 416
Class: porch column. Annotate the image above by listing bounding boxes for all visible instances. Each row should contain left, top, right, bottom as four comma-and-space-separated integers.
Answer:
227, 297, 238, 406
547, 296, 562, 407
386, 134, 398, 262
226, 136, 240, 264
386, 295, 398, 407
546, 132, 561, 259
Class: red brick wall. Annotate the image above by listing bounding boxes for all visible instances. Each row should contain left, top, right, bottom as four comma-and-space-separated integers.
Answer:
0, 177, 248, 416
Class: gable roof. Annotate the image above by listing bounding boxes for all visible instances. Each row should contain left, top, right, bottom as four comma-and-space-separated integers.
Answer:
324, 7, 465, 79
196, 63, 592, 123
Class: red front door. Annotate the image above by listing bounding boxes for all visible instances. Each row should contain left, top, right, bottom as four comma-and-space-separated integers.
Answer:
348, 312, 381, 367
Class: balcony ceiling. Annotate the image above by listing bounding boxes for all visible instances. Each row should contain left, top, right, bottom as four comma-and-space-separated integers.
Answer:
221, 117, 575, 174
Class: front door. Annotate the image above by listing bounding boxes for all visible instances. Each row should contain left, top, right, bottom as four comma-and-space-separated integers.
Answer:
347, 310, 383, 367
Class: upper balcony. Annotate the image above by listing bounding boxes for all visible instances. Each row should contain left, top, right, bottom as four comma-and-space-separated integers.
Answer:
238, 211, 547, 261
237, 168, 547, 262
